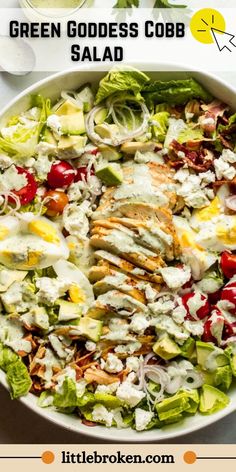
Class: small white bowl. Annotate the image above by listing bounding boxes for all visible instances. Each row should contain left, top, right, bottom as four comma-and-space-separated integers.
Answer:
1, 64, 236, 442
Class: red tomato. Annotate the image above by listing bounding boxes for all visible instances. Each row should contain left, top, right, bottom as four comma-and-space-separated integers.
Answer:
45, 190, 69, 217
221, 281, 236, 311
223, 321, 235, 340
75, 166, 94, 183
90, 148, 99, 155
202, 319, 216, 343
9, 166, 37, 205
47, 161, 76, 189
208, 289, 222, 305
182, 292, 210, 320
220, 251, 236, 279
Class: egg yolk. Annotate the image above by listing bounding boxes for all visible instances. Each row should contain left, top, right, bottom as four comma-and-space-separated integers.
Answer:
0, 226, 9, 240
216, 222, 236, 245
69, 285, 86, 303
194, 196, 221, 222
29, 220, 60, 245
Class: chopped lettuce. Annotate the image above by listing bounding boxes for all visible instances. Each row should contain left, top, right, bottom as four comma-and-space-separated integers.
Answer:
0, 95, 51, 158
178, 127, 204, 144
143, 79, 212, 106
38, 391, 54, 408
6, 358, 32, 399
53, 378, 77, 410
95, 68, 150, 104
0, 343, 18, 371
151, 111, 170, 142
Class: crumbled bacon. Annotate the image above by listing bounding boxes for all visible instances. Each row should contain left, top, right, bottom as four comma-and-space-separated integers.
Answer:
169, 140, 214, 172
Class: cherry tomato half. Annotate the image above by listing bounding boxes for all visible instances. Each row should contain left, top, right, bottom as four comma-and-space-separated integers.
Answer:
47, 161, 76, 189
221, 281, 236, 312
220, 251, 236, 279
75, 166, 94, 183
202, 319, 216, 343
45, 190, 69, 217
182, 292, 210, 321
9, 166, 37, 205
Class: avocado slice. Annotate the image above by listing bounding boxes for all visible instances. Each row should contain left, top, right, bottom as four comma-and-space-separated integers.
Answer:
55, 99, 82, 116
196, 341, 229, 371
156, 392, 190, 421
43, 129, 57, 146
58, 135, 87, 158
98, 144, 122, 162
78, 317, 103, 342
59, 112, 85, 136
94, 108, 108, 125
95, 163, 123, 186
199, 384, 229, 414
94, 123, 119, 140
57, 300, 82, 322
153, 333, 181, 360
180, 338, 196, 359
94, 393, 123, 408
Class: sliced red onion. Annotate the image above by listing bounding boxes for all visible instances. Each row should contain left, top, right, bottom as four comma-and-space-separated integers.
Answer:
221, 336, 236, 346
182, 370, 204, 390
165, 376, 183, 394
225, 195, 236, 212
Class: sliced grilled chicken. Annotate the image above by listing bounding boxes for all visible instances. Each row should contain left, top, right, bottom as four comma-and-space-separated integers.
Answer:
92, 250, 163, 285
92, 161, 179, 220
87, 289, 148, 318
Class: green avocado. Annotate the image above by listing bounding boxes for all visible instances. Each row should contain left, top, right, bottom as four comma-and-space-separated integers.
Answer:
55, 99, 82, 116
98, 144, 122, 162
152, 333, 181, 360
59, 112, 85, 136
214, 365, 232, 391
196, 341, 229, 371
94, 123, 119, 140
58, 135, 87, 157
199, 384, 230, 414
78, 317, 103, 342
57, 300, 82, 323
95, 163, 123, 186
43, 129, 57, 146
180, 338, 196, 359
156, 391, 190, 421
94, 393, 123, 408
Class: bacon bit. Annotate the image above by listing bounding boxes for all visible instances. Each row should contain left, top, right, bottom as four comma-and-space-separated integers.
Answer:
30, 380, 44, 395
75, 351, 96, 367
117, 368, 130, 382
81, 361, 98, 371
75, 366, 83, 381
17, 350, 28, 357
82, 419, 97, 427
214, 176, 236, 188
185, 99, 201, 118
219, 135, 234, 150
169, 140, 213, 172
84, 367, 120, 385
202, 100, 229, 118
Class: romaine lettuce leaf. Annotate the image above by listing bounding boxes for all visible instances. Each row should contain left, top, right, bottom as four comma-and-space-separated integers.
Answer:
53, 378, 77, 410
0, 95, 51, 158
0, 343, 18, 371
178, 127, 203, 144
95, 68, 150, 104
6, 358, 32, 399
151, 111, 170, 142
143, 79, 212, 106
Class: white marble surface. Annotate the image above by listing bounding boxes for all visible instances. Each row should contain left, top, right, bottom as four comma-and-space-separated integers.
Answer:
1, 0, 236, 446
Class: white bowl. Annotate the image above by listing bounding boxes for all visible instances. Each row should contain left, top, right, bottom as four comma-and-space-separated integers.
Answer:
1, 64, 236, 442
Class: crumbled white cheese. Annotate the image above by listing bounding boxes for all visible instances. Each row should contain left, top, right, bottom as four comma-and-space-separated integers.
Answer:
103, 353, 123, 374
96, 382, 120, 395
0, 165, 27, 193
159, 265, 191, 290
129, 313, 149, 334
67, 183, 82, 202
201, 117, 215, 126
63, 201, 90, 239
116, 381, 145, 408
172, 304, 187, 324
174, 168, 189, 183
47, 115, 62, 135
214, 157, 236, 181
115, 341, 142, 355
0, 153, 12, 170
85, 341, 96, 352
184, 319, 204, 337
154, 315, 188, 343
92, 404, 113, 427
149, 299, 175, 316
36, 277, 71, 305
34, 154, 52, 180
126, 356, 140, 373
135, 408, 154, 431
221, 149, 236, 164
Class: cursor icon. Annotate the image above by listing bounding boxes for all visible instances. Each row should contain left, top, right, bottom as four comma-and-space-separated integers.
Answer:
211, 27, 236, 52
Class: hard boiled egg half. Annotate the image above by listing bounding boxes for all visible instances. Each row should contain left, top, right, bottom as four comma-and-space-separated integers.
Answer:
0, 212, 69, 270
53, 260, 94, 310
190, 185, 236, 252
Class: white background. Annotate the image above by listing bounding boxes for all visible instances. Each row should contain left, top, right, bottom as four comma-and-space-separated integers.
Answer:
0, 0, 236, 444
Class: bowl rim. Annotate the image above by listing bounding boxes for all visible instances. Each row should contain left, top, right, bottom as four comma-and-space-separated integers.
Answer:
1, 63, 236, 442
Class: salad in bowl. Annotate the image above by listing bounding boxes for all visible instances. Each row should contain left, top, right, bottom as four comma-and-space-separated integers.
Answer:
1, 67, 236, 434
